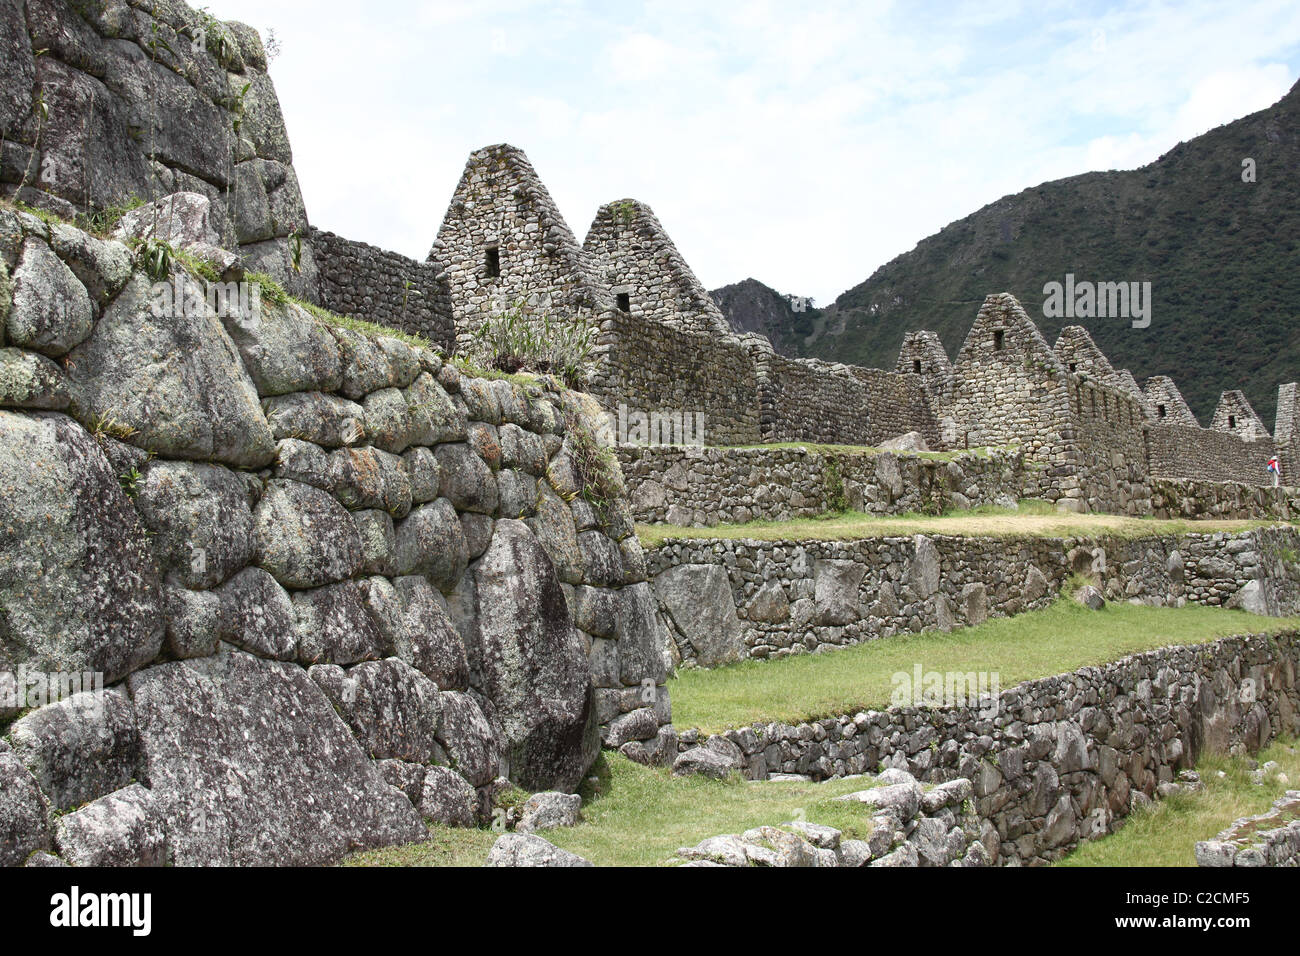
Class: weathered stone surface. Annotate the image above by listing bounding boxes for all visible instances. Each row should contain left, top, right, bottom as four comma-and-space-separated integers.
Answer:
471, 520, 598, 792
517, 791, 581, 834
392, 498, 469, 592
654, 564, 744, 667
215, 566, 298, 660
404, 371, 467, 445
329, 446, 413, 517
436, 691, 500, 787
392, 576, 469, 689
219, 297, 342, 396
6, 237, 93, 357
486, 832, 593, 867
134, 460, 254, 589
128, 651, 427, 865
8, 689, 139, 812
419, 765, 477, 827
48, 223, 133, 305
436, 442, 499, 514
115, 193, 223, 249
53, 784, 166, 867
163, 584, 222, 658
263, 391, 365, 448
745, 579, 790, 623
909, 535, 941, 598
403, 446, 441, 503
253, 479, 362, 588
0, 347, 69, 409
0, 411, 162, 684
612, 587, 664, 690
528, 482, 583, 585
814, 559, 866, 626
376, 759, 427, 805
0, 748, 51, 866
673, 746, 739, 780
67, 273, 276, 467
310, 658, 443, 764
1075, 584, 1106, 611
294, 580, 386, 666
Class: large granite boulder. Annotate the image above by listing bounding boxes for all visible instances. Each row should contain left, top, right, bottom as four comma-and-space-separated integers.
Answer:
0, 411, 162, 685
133, 460, 255, 589
127, 651, 427, 866
7, 689, 140, 812
470, 520, 598, 792
653, 564, 744, 667
65, 272, 276, 468
252, 478, 362, 588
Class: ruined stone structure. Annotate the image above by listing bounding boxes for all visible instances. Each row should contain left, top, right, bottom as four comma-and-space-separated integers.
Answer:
0, 201, 672, 866
1142, 375, 1199, 426
583, 199, 730, 337
676, 630, 1300, 864
432, 143, 611, 351
646, 526, 1300, 664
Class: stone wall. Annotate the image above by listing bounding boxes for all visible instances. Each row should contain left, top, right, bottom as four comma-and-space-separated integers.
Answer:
645, 527, 1300, 664
745, 336, 873, 445
587, 305, 760, 446
677, 630, 1300, 864
1150, 478, 1300, 519
850, 366, 944, 449
1196, 790, 1300, 867
618, 445, 1025, 527
309, 227, 455, 351
1147, 422, 1278, 485
0, 209, 672, 867
0, 0, 314, 296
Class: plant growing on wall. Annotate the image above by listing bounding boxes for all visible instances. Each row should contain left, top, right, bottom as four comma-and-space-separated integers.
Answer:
463, 300, 594, 388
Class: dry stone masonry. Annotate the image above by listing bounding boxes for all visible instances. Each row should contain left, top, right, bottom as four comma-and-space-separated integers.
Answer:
674, 631, 1300, 865
645, 527, 1300, 664
1196, 790, 1300, 867
0, 202, 672, 867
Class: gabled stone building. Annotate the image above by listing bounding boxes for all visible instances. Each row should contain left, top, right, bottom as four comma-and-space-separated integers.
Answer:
431, 144, 612, 349
583, 199, 731, 337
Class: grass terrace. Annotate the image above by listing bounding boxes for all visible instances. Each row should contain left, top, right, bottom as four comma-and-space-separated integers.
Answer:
345, 602, 1300, 867
638, 499, 1292, 547
669, 600, 1300, 734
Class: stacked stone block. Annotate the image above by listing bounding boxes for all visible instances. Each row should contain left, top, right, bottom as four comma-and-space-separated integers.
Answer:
0, 207, 672, 867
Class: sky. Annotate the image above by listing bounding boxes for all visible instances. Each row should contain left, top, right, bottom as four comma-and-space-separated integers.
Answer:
209, 0, 1300, 306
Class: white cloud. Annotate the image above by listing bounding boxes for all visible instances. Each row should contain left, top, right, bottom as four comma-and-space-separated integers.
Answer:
207, 0, 1300, 304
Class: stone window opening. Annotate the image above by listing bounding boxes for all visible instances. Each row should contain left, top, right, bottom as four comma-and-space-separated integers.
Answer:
912, 359, 922, 374
485, 246, 501, 278
1157, 404, 1167, 419
1229, 414, 1237, 429
993, 329, 1005, 351
616, 292, 630, 313
1069, 362, 1077, 373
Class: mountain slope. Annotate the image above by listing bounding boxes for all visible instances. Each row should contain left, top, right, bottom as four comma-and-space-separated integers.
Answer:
714, 79, 1300, 423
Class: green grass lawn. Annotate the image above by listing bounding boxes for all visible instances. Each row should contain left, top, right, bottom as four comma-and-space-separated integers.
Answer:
670, 600, 1300, 734
638, 503, 1289, 548
1059, 736, 1300, 867
344, 752, 891, 867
